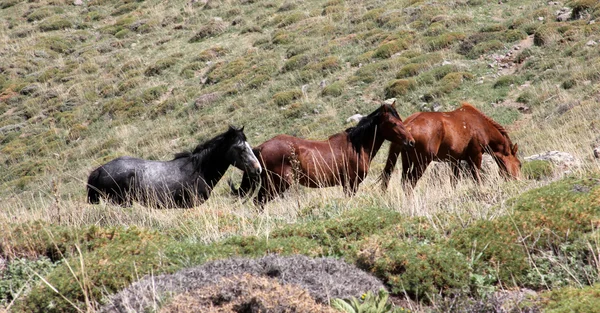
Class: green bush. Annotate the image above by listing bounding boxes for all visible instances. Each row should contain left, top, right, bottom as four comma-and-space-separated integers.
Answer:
451, 176, 600, 288
26, 8, 54, 22
384, 79, 416, 98
189, 19, 227, 42
396, 63, 427, 79
373, 40, 408, 59
522, 160, 554, 180
322, 81, 345, 97
356, 237, 470, 301
424, 32, 465, 51
39, 17, 72, 32
468, 40, 504, 58
0, 257, 57, 306
272, 90, 303, 107
534, 25, 558, 47
283, 54, 311, 72
17, 227, 172, 313
144, 58, 177, 76
541, 284, 600, 313
493, 75, 521, 88
205, 58, 247, 84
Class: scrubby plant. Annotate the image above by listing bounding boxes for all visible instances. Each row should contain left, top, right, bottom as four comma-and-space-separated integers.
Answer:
144, 58, 177, 76
396, 63, 427, 79
522, 160, 554, 180
322, 81, 345, 97
0, 257, 58, 306
39, 17, 72, 32
332, 289, 408, 313
424, 32, 465, 52
189, 19, 227, 42
373, 40, 408, 59
272, 90, 303, 107
384, 79, 416, 98
493, 75, 521, 88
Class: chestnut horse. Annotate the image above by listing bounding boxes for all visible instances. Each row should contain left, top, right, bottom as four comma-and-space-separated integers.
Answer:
380, 102, 520, 189
231, 103, 415, 206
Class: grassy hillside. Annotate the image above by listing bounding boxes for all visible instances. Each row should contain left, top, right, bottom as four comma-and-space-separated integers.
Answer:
1, 0, 600, 311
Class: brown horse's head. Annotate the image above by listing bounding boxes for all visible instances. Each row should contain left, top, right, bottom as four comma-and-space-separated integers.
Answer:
380, 102, 415, 148
495, 143, 521, 179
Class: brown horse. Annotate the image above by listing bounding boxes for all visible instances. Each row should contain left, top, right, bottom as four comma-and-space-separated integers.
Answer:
231, 103, 415, 206
380, 102, 520, 189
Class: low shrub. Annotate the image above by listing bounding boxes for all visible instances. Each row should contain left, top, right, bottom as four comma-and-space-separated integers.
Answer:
39, 17, 72, 32
384, 79, 417, 98
144, 58, 177, 76
272, 90, 303, 107
522, 160, 554, 180
373, 40, 408, 59
424, 32, 466, 52
205, 58, 247, 84
189, 19, 227, 42
493, 75, 520, 88
322, 81, 345, 97
396, 63, 427, 79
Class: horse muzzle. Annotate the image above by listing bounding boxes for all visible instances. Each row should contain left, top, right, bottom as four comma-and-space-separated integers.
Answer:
249, 161, 262, 175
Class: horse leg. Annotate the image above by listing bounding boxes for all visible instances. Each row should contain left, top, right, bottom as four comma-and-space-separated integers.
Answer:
255, 166, 292, 207
402, 150, 430, 189
467, 154, 483, 184
451, 161, 462, 186
381, 143, 403, 190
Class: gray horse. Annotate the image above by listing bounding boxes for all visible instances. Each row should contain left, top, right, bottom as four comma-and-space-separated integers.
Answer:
87, 126, 261, 208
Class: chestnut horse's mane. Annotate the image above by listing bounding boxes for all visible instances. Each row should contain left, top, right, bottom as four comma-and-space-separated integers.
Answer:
461, 102, 513, 145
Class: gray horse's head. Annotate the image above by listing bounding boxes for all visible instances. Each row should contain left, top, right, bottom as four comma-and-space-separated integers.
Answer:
225, 126, 262, 176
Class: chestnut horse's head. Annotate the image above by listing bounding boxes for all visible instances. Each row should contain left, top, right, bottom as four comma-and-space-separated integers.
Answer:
379, 102, 415, 148
495, 143, 521, 179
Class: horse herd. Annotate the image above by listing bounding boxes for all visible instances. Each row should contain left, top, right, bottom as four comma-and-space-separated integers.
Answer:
87, 102, 521, 208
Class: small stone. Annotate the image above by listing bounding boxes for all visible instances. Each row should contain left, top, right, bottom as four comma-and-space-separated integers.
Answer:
538, 16, 545, 21
346, 114, 363, 123
383, 98, 396, 105
513, 45, 520, 50
442, 60, 452, 66
73, 0, 83, 5
590, 20, 596, 24
594, 147, 600, 159
586, 40, 597, 46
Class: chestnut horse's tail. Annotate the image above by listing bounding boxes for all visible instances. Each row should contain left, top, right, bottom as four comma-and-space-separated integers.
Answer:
87, 167, 102, 204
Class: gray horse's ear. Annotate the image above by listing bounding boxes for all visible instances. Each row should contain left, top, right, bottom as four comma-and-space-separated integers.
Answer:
240, 126, 245, 132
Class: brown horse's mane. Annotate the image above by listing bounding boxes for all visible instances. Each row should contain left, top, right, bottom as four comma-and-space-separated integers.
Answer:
344, 104, 399, 153
460, 102, 513, 145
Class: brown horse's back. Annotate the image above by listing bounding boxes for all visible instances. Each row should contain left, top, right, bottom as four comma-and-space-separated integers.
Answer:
406, 106, 495, 161
382, 103, 520, 189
